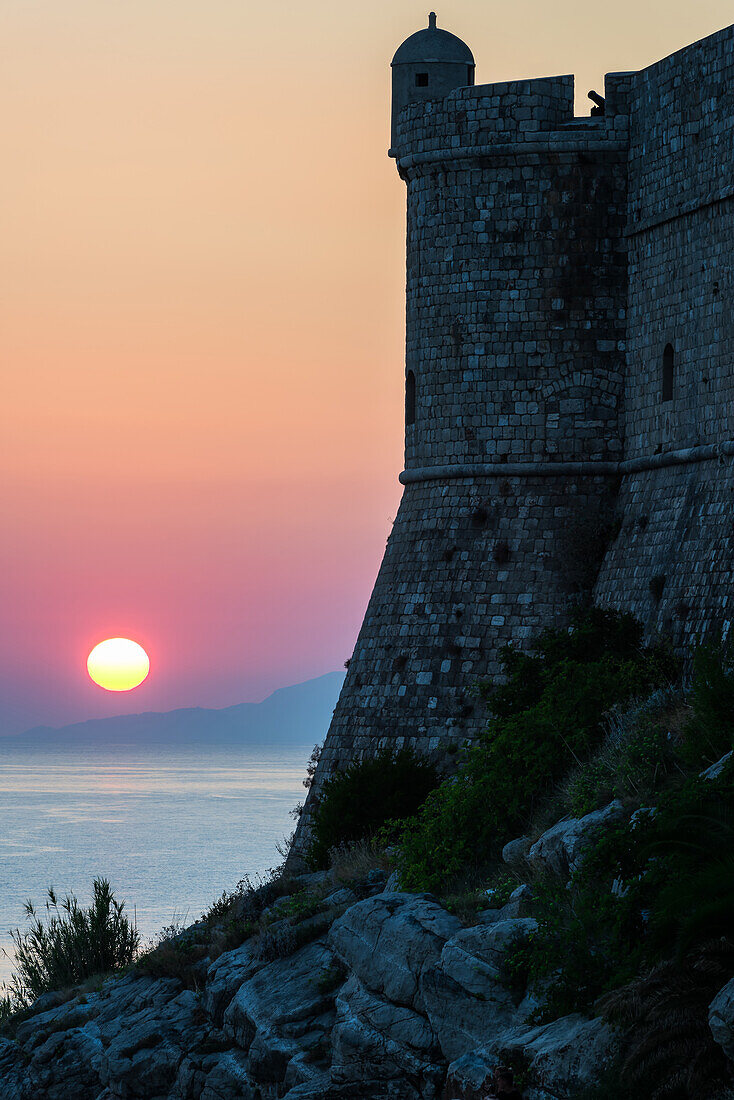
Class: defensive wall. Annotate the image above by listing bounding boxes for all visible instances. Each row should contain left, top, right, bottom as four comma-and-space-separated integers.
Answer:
594, 26, 734, 644
290, 21, 734, 859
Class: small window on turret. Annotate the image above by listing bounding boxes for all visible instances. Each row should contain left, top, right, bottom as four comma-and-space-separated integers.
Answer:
415, 72, 429, 87
406, 371, 416, 426
662, 343, 675, 402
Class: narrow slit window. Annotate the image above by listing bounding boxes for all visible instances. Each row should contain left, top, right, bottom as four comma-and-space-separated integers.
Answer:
415, 72, 429, 87
662, 343, 675, 402
405, 370, 416, 426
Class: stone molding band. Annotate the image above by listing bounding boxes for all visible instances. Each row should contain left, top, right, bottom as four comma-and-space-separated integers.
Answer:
399, 440, 734, 484
392, 135, 628, 173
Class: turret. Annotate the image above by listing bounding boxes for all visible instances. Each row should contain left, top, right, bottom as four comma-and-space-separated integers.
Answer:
390, 12, 475, 152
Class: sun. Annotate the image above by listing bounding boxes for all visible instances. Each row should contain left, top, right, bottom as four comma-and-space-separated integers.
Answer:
87, 638, 150, 692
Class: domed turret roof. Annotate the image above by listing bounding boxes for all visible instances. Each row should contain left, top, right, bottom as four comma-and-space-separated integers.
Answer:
392, 12, 474, 67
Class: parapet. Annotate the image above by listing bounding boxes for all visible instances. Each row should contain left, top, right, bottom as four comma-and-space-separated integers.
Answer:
390, 72, 634, 170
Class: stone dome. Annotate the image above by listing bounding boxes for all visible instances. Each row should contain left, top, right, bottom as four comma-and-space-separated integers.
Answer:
391, 12, 474, 67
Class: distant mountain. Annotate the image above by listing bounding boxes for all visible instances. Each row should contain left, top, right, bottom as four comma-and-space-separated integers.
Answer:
8, 671, 345, 748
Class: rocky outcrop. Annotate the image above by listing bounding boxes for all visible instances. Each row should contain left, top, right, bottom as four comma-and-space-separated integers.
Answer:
328, 893, 459, 1014
0, 856, 650, 1099
527, 800, 626, 878
445, 1014, 620, 1100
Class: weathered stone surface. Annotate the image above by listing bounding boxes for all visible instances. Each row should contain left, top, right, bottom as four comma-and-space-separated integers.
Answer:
204, 940, 264, 1024
331, 974, 443, 1098
199, 1051, 256, 1100
223, 939, 337, 1084
710, 977, 734, 1063
422, 918, 538, 1061
329, 893, 460, 1013
99, 984, 207, 1098
459, 1014, 620, 1099
0, 1036, 32, 1100
501, 836, 532, 869
528, 801, 625, 878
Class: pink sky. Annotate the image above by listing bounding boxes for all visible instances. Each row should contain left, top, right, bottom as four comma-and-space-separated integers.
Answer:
2, 0, 731, 733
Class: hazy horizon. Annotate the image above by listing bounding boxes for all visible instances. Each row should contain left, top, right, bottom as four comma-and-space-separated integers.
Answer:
1, 669, 344, 740
3, 0, 733, 735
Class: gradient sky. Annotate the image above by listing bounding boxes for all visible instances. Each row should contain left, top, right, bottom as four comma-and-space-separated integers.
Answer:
2, 0, 731, 734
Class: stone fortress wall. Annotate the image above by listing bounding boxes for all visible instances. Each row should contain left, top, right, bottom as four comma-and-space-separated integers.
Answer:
594, 26, 734, 644
290, 20, 734, 859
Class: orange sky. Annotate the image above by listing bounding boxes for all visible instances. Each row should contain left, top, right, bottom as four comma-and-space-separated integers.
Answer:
2, 0, 731, 733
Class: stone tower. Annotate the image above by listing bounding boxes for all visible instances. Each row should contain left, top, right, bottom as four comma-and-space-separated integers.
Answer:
290, 14, 633, 860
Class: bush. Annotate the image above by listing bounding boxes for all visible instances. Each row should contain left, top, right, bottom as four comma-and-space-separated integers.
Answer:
682, 638, 734, 766
7, 879, 139, 1005
136, 922, 210, 988
307, 747, 439, 869
565, 688, 685, 817
396, 608, 678, 891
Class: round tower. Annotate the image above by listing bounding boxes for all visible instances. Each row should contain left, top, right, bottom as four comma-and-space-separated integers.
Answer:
390, 12, 475, 152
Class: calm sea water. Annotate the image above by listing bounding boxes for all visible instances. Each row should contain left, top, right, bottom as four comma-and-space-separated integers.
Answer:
0, 741, 310, 983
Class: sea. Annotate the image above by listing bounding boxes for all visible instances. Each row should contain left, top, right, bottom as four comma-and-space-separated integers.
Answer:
0, 740, 310, 984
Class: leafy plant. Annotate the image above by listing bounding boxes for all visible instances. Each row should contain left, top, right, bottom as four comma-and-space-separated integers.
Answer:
307, 747, 439, 870
682, 639, 734, 766
136, 922, 209, 988
6, 879, 139, 1005
397, 608, 677, 891
566, 689, 686, 816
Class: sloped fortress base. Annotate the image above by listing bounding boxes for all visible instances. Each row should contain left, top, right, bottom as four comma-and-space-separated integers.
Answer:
292, 18, 734, 858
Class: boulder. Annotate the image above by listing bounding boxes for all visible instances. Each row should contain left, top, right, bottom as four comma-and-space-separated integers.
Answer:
421, 918, 538, 1061
501, 835, 532, 869
528, 801, 625, 878
199, 1050, 257, 1100
26, 1023, 104, 1100
328, 893, 460, 1013
710, 977, 734, 1062
0, 1036, 32, 1100
452, 1014, 620, 1099
331, 974, 443, 1098
99, 985, 209, 1098
442, 1048, 497, 1100
204, 940, 265, 1023
223, 939, 337, 1086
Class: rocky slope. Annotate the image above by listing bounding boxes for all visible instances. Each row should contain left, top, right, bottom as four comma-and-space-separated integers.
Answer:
2, 786, 733, 1099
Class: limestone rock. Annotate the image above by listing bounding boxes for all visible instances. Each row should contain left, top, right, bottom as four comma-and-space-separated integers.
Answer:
199, 1051, 256, 1100
501, 835, 532, 868
422, 917, 537, 1061
710, 977, 734, 1062
451, 1014, 620, 1099
99, 983, 208, 1098
528, 800, 625, 878
204, 940, 265, 1023
223, 939, 337, 1085
331, 973, 443, 1098
0, 1037, 32, 1100
328, 893, 460, 1013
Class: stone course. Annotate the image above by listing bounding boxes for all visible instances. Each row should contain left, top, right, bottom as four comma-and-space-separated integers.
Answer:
292, 21, 734, 858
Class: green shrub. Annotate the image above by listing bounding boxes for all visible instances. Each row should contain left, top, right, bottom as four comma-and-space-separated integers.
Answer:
7, 879, 139, 1005
682, 638, 734, 766
397, 608, 677, 891
307, 747, 439, 869
566, 689, 685, 816
136, 922, 209, 988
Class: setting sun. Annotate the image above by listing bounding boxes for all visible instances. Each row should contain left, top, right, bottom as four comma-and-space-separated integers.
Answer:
86, 638, 150, 692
